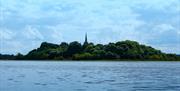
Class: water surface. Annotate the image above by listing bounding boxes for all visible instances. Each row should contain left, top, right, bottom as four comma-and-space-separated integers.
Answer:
0, 61, 180, 91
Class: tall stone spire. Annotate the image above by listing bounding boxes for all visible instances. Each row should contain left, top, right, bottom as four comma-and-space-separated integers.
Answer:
83, 33, 88, 47
85, 33, 87, 43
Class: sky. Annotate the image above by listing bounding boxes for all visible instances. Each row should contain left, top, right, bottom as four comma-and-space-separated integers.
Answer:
0, 0, 180, 54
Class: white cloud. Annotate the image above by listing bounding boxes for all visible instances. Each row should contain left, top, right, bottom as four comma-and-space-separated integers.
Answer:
22, 26, 44, 40
153, 24, 175, 33
127, 0, 180, 12
0, 0, 179, 54
153, 44, 180, 54
46, 26, 64, 43
0, 40, 42, 54
0, 28, 15, 40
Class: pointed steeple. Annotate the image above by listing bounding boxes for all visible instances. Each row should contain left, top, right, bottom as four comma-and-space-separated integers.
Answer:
85, 33, 87, 43
83, 33, 88, 47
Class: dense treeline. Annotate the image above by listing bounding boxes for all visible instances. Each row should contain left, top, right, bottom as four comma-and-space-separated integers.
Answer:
0, 40, 180, 61
0, 53, 23, 60
0, 54, 15, 60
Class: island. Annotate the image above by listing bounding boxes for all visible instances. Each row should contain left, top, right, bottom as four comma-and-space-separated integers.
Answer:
0, 34, 180, 61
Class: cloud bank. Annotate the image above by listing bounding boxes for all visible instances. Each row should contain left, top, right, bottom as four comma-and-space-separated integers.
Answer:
0, 0, 180, 54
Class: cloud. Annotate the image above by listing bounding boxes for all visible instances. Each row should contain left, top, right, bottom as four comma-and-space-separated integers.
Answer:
153, 24, 175, 33
0, 0, 180, 54
152, 44, 180, 54
0, 28, 15, 40
0, 40, 42, 54
126, 0, 180, 12
22, 26, 44, 40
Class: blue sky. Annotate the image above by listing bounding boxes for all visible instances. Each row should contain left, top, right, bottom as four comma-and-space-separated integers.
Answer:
0, 0, 180, 54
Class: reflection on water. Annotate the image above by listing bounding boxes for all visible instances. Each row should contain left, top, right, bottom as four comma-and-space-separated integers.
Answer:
0, 61, 180, 91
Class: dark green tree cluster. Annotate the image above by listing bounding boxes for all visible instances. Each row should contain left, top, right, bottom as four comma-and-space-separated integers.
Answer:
0, 40, 179, 61
0, 53, 24, 60
0, 54, 15, 60
22, 40, 179, 61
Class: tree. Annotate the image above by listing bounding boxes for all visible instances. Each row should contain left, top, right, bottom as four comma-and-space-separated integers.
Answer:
40, 42, 59, 50
15, 53, 24, 59
84, 43, 94, 53
104, 51, 118, 59
66, 41, 82, 57
73, 53, 94, 60
105, 43, 117, 53
13, 40, 180, 61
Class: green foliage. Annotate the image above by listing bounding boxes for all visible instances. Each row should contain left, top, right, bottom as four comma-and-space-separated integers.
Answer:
40, 42, 59, 49
1, 40, 179, 61
0, 54, 15, 60
73, 53, 94, 60
66, 41, 82, 57
24, 40, 180, 60
15, 53, 24, 59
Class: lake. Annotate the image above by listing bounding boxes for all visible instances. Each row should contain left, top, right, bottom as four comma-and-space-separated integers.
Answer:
0, 61, 180, 91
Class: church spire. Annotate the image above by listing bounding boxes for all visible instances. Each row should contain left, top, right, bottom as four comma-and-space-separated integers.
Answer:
85, 33, 87, 43
83, 33, 88, 47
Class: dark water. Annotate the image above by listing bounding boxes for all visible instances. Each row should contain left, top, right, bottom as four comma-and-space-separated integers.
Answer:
0, 61, 180, 91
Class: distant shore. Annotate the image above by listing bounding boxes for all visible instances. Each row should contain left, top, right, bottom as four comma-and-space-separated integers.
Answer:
1, 59, 180, 61
1, 40, 180, 61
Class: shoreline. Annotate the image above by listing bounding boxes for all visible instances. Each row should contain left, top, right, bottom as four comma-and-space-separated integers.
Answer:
0, 59, 180, 62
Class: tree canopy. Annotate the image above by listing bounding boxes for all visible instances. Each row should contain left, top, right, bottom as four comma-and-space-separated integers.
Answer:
0, 40, 180, 61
